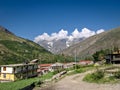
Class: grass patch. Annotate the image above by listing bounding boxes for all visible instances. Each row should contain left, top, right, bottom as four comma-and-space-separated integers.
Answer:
0, 77, 40, 90
67, 65, 94, 75
83, 70, 120, 84
40, 72, 55, 81
114, 70, 120, 79
83, 70, 104, 83
0, 72, 55, 90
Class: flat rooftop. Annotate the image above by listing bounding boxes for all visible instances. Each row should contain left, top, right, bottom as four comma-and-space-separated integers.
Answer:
0, 63, 37, 67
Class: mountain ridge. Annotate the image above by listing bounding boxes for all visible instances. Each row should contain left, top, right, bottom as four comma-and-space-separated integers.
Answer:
60, 27, 120, 58
34, 28, 104, 54
0, 26, 14, 35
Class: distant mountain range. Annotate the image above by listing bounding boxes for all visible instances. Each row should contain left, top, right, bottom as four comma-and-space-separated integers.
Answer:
0, 26, 52, 65
60, 27, 120, 58
36, 37, 85, 54
1, 25, 120, 64
35, 28, 104, 54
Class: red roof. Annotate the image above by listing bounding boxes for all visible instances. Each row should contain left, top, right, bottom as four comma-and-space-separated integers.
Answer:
39, 64, 51, 67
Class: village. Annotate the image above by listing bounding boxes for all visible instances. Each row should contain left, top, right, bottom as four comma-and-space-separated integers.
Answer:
0, 59, 94, 82
1, 49, 120, 82
0, 49, 120, 90
0, 50, 120, 90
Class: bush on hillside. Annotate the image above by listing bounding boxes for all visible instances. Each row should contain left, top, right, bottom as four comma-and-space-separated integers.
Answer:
114, 70, 120, 79
83, 70, 104, 83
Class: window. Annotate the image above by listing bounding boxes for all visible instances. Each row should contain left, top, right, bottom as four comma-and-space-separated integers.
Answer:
115, 55, 120, 58
13, 68, 16, 73
3, 73, 6, 78
3, 67, 6, 71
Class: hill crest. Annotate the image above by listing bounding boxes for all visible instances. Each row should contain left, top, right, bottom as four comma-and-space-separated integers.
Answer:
0, 26, 52, 65
0, 26, 14, 35
60, 27, 120, 58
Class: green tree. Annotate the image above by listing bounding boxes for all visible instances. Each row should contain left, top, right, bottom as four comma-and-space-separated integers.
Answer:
92, 49, 106, 62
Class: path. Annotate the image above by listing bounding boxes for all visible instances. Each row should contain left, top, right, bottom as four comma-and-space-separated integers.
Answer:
34, 70, 120, 90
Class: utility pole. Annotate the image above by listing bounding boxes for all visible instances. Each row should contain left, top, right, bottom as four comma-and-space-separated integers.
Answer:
74, 48, 77, 70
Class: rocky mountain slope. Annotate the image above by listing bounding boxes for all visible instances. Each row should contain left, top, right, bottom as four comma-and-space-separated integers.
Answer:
37, 37, 85, 54
34, 28, 104, 54
60, 27, 120, 58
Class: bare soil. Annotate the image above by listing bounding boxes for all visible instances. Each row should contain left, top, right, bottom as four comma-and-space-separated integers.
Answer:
34, 71, 120, 90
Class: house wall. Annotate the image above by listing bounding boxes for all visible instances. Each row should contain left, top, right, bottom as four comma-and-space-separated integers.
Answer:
51, 65, 64, 71
1, 66, 23, 74
0, 73, 15, 81
0, 64, 38, 81
1, 67, 13, 74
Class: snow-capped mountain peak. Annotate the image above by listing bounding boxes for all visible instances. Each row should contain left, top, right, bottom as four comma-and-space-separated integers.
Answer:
34, 28, 104, 53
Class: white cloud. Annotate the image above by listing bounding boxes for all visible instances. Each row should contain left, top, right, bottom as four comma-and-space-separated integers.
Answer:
96, 29, 104, 34
56, 29, 68, 40
69, 28, 96, 39
34, 29, 68, 43
50, 29, 68, 40
34, 33, 50, 42
34, 28, 104, 43
81, 28, 96, 38
71, 28, 80, 38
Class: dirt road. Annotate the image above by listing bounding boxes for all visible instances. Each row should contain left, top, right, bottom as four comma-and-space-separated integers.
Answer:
35, 71, 120, 90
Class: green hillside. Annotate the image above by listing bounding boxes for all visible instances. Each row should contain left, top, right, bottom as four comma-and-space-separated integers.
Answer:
0, 26, 74, 65
0, 26, 53, 65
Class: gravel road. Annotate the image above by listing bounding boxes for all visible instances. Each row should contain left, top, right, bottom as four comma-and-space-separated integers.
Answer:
35, 71, 120, 90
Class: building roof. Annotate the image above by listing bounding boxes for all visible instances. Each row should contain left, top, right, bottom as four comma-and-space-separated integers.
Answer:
39, 64, 52, 67
30, 59, 38, 63
0, 63, 37, 67
51, 62, 63, 66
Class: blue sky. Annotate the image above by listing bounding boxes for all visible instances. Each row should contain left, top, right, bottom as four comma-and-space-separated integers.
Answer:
0, 0, 120, 40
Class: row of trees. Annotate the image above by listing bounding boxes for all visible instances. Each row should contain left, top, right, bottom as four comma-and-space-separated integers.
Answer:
92, 47, 120, 62
38, 46, 120, 64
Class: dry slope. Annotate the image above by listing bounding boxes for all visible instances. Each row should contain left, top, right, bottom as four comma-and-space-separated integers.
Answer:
60, 27, 120, 57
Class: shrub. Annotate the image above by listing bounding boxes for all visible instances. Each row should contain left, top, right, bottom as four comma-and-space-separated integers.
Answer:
75, 69, 84, 73
114, 70, 120, 79
83, 70, 104, 83
93, 70, 104, 80
83, 73, 94, 82
73, 64, 81, 69
34, 80, 43, 87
